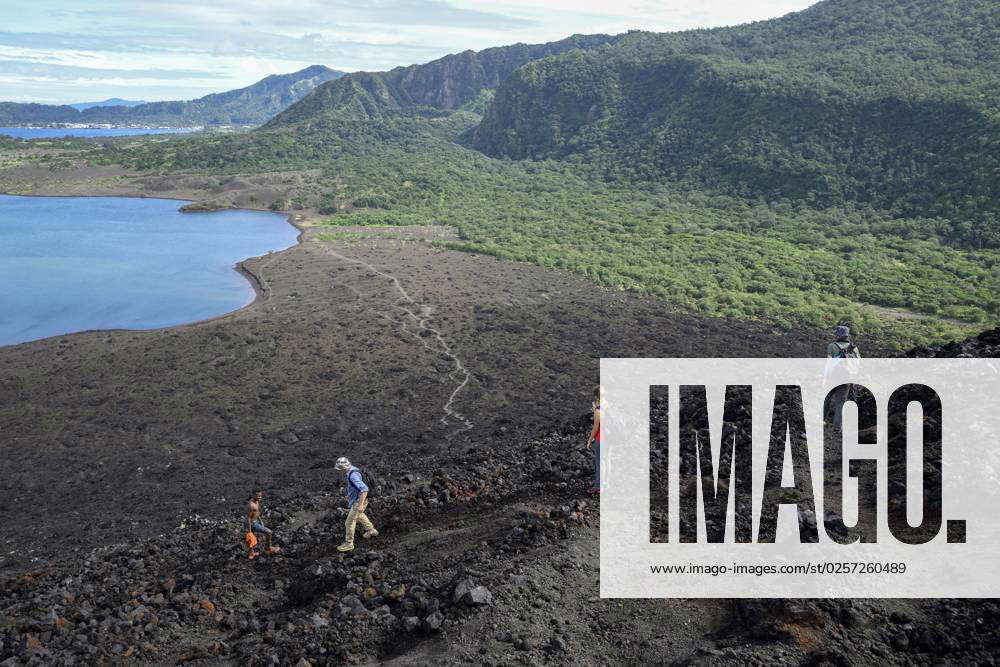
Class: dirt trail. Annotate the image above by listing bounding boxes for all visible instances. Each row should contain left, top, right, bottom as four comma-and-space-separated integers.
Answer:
5, 216, 984, 664
319, 240, 474, 437
0, 221, 856, 578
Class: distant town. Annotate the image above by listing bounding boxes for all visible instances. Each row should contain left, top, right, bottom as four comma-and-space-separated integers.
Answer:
19, 123, 210, 130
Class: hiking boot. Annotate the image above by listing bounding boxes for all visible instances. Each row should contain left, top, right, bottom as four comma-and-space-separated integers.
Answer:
266, 546, 281, 555
336, 542, 355, 552
248, 551, 259, 560
363, 529, 379, 539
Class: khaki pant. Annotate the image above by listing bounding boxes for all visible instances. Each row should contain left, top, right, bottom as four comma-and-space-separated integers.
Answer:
344, 503, 375, 544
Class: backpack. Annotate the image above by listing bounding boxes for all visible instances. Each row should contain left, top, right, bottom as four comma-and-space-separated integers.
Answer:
834, 343, 859, 359
350, 468, 380, 498
826, 342, 861, 383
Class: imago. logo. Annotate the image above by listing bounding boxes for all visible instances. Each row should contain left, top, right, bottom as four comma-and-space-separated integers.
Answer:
599, 359, 1000, 598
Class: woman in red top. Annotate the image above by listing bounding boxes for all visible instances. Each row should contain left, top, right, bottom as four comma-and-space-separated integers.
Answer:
586, 385, 601, 495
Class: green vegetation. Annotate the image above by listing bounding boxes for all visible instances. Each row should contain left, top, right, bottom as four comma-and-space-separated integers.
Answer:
8, 0, 996, 348
0, 136, 30, 151
265, 35, 618, 127
316, 231, 367, 245
473, 0, 1000, 239
100, 113, 478, 172
0, 66, 342, 127
290, 118, 992, 347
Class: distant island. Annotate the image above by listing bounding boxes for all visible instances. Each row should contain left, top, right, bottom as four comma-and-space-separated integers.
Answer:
69, 98, 147, 111
0, 65, 343, 127
5, 123, 202, 130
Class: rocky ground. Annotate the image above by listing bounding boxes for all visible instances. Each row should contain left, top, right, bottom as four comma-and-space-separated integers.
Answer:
1, 189, 997, 663
0, 223, 837, 574
2, 361, 998, 664
0, 146, 327, 214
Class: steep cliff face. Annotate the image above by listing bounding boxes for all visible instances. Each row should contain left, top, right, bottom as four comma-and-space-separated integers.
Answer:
265, 34, 618, 127
392, 38, 617, 110
0, 65, 344, 127
470, 0, 1000, 222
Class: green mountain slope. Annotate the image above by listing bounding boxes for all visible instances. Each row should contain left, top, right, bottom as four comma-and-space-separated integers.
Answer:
265, 35, 618, 127
0, 102, 81, 126
472, 0, 1000, 233
0, 65, 344, 127
58, 0, 998, 343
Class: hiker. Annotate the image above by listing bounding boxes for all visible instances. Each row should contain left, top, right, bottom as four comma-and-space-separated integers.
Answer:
335, 457, 379, 552
586, 385, 601, 495
825, 325, 862, 430
246, 489, 280, 559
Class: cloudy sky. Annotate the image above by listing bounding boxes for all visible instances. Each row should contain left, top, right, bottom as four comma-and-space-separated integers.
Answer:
1, 0, 817, 104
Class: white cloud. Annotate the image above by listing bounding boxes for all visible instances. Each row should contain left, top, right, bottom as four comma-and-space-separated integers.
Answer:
0, 0, 819, 103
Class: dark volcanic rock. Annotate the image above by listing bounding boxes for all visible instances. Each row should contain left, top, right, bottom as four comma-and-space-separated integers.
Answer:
423, 611, 444, 632
1, 220, 994, 664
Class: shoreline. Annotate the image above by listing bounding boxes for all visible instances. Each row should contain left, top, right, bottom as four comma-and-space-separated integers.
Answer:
0, 191, 310, 350
0, 193, 857, 582
0, 126, 199, 133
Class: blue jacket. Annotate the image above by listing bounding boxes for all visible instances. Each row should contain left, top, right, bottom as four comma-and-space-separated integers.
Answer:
346, 467, 368, 506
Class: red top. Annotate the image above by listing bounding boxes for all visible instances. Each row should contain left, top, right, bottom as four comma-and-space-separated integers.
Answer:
594, 403, 601, 442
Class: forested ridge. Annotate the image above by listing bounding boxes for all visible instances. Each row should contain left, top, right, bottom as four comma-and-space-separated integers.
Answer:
0, 66, 343, 127
472, 0, 1000, 238
16, 0, 999, 346
264, 35, 618, 126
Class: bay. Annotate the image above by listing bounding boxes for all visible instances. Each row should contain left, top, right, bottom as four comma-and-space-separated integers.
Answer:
0, 195, 297, 346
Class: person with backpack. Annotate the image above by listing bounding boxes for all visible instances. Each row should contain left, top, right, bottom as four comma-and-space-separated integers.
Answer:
825, 325, 862, 430
335, 456, 379, 552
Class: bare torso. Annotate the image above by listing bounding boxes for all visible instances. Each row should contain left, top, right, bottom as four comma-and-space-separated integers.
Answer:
247, 500, 261, 527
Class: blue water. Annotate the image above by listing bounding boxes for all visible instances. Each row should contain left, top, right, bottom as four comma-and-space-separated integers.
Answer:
0, 127, 196, 139
0, 195, 298, 346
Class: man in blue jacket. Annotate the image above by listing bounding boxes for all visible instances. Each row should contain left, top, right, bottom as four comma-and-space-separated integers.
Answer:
335, 456, 379, 552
